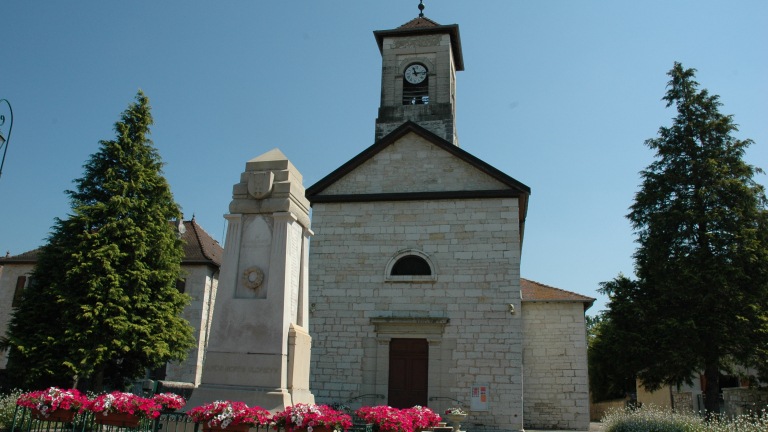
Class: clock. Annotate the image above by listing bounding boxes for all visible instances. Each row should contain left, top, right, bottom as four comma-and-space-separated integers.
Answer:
404, 64, 427, 84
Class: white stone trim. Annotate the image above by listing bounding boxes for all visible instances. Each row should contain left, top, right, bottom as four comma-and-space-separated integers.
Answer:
384, 249, 438, 283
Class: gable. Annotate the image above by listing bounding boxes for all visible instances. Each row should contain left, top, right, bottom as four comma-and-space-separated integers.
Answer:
307, 121, 530, 200
320, 131, 508, 195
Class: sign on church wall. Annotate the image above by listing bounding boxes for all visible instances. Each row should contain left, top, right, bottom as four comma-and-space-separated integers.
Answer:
471, 384, 489, 411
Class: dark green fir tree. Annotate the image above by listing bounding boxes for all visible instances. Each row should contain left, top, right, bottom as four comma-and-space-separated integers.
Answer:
595, 63, 768, 413
1, 91, 195, 391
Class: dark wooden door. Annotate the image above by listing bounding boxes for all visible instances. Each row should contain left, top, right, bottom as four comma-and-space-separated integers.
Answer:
388, 338, 429, 408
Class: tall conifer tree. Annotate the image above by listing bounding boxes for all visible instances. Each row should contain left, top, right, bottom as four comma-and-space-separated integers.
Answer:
596, 63, 768, 413
1, 91, 194, 390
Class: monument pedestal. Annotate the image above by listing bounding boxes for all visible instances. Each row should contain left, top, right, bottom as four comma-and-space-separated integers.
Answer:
187, 149, 314, 412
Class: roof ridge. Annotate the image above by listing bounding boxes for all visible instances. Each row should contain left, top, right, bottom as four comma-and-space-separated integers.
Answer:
521, 277, 596, 301
188, 219, 211, 262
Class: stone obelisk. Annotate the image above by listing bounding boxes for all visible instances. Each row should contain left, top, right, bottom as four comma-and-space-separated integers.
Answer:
187, 148, 315, 411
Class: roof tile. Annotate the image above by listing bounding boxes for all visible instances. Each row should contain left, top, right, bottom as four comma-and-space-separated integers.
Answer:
521, 278, 595, 303
398, 16, 441, 29
0, 220, 223, 267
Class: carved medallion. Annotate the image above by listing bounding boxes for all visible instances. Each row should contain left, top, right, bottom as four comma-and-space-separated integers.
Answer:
242, 266, 264, 290
247, 172, 274, 199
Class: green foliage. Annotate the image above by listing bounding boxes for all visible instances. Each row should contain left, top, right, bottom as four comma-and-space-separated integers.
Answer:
588, 312, 638, 402
1, 91, 195, 390
594, 63, 768, 412
0, 389, 24, 429
602, 405, 768, 432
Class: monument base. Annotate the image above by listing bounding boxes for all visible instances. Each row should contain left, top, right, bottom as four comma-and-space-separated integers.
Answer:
186, 384, 308, 413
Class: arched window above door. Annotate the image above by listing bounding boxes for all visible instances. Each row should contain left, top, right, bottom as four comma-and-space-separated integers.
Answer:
385, 249, 437, 282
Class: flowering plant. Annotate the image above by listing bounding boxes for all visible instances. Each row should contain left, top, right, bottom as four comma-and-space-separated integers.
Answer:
355, 406, 413, 432
402, 406, 440, 430
444, 408, 466, 416
273, 403, 352, 432
84, 392, 161, 419
187, 401, 270, 428
153, 393, 186, 412
16, 388, 88, 415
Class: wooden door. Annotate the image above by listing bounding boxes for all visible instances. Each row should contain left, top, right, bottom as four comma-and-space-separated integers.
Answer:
388, 338, 429, 408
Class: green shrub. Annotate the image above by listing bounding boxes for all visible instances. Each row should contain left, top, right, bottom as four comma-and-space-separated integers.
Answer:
0, 390, 24, 429
602, 405, 768, 432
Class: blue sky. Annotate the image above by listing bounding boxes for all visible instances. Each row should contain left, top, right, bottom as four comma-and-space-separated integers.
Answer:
1, 1, 766, 313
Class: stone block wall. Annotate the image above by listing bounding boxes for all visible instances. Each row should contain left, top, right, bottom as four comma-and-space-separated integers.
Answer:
309, 196, 523, 430
0, 263, 34, 368
322, 133, 506, 196
522, 302, 590, 430
165, 264, 218, 385
723, 388, 768, 418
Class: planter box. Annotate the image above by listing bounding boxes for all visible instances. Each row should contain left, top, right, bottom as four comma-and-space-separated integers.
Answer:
31, 408, 76, 423
202, 424, 252, 432
94, 412, 142, 428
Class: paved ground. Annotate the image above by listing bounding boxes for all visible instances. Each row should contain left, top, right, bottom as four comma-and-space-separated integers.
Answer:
523, 422, 604, 432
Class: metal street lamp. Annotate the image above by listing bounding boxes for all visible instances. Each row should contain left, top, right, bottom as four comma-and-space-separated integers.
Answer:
0, 99, 13, 181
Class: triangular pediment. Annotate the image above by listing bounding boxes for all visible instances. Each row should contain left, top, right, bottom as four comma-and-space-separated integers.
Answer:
306, 122, 530, 199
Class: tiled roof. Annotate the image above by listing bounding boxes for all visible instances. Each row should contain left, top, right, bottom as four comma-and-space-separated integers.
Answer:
1, 249, 40, 263
521, 278, 595, 304
398, 16, 441, 29
180, 218, 223, 266
0, 220, 223, 267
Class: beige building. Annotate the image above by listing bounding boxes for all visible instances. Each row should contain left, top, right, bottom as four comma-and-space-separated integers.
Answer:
304, 16, 594, 431
0, 218, 223, 385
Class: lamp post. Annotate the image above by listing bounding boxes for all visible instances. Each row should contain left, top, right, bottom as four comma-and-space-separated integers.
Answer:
0, 98, 13, 181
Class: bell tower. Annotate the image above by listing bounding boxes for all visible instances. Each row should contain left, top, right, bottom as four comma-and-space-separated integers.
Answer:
373, 10, 464, 146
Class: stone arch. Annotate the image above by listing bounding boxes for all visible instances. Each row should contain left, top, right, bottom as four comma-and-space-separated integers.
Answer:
385, 249, 438, 283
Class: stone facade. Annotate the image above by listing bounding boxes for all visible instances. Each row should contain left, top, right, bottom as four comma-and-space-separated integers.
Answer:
723, 388, 768, 418
308, 123, 529, 430
309, 194, 524, 429
375, 30, 459, 145
0, 262, 34, 368
322, 133, 507, 195
521, 302, 590, 430
165, 264, 219, 384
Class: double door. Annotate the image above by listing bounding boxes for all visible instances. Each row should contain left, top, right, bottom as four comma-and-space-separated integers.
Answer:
388, 338, 428, 408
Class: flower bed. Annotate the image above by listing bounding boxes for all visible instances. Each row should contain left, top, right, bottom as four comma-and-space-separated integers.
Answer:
402, 406, 440, 430
187, 401, 270, 430
153, 393, 186, 412
602, 405, 768, 432
17, 387, 88, 421
85, 391, 161, 421
274, 403, 352, 432
444, 408, 465, 416
355, 406, 414, 432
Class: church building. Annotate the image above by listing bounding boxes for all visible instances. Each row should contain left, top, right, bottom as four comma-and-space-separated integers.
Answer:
304, 15, 594, 431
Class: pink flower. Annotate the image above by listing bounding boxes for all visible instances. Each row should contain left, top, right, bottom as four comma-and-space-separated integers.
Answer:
186, 401, 270, 428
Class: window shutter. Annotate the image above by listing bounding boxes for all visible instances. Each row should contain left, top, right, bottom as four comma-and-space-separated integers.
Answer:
13, 276, 26, 307
176, 279, 186, 294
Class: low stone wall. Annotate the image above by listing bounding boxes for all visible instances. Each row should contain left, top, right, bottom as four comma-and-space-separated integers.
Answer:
672, 392, 693, 412
590, 398, 628, 422
723, 388, 768, 418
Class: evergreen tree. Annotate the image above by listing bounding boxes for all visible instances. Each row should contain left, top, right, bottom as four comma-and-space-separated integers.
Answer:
596, 63, 768, 413
1, 91, 195, 391
587, 312, 637, 402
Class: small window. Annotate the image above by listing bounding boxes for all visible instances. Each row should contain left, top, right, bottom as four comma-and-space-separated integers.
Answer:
391, 256, 432, 276
13, 276, 26, 308
176, 279, 186, 294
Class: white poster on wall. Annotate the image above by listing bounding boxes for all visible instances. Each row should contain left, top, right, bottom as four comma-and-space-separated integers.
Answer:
470, 384, 489, 411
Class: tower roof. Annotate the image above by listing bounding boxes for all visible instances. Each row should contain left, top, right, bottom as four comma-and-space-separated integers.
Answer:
398, 16, 441, 29
373, 21, 464, 71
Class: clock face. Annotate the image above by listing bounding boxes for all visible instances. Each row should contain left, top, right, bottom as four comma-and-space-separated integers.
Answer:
404, 64, 427, 84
